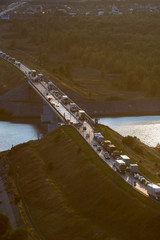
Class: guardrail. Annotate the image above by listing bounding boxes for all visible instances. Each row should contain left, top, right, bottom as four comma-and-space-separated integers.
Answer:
27, 80, 68, 124
0, 52, 94, 128
45, 81, 95, 128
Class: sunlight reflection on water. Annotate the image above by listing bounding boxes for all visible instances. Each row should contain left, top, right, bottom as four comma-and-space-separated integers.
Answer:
99, 116, 160, 147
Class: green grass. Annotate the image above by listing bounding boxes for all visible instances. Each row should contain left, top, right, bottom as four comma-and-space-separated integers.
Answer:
8, 125, 160, 240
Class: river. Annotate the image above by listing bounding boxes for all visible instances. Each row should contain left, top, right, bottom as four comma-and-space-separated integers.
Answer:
99, 115, 160, 147
0, 121, 42, 151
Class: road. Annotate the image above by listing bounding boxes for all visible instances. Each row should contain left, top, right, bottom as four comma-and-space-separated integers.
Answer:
0, 51, 149, 199
78, 120, 148, 196
0, 1, 27, 17
0, 162, 22, 228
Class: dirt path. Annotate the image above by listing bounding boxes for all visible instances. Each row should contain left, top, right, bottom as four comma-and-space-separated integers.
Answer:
0, 162, 23, 228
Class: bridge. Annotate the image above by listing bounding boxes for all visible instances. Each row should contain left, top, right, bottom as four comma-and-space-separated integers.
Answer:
1, 49, 159, 203
0, 51, 95, 131
21, 64, 94, 131
0, 1, 26, 17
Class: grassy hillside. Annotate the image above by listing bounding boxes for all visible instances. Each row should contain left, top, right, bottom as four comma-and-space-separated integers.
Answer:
0, 58, 23, 96
8, 125, 160, 240
96, 124, 160, 182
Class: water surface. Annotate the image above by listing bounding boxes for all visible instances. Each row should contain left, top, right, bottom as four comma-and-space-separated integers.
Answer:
0, 121, 42, 151
99, 116, 160, 147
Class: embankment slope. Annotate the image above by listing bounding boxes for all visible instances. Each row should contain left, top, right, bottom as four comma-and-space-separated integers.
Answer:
0, 58, 23, 96
8, 125, 160, 240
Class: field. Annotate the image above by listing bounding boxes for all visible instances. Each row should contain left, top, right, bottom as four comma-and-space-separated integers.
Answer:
8, 125, 160, 240
1, 12, 160, 102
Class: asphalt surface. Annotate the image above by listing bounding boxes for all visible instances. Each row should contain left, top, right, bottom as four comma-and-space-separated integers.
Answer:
0, 1, 26, 17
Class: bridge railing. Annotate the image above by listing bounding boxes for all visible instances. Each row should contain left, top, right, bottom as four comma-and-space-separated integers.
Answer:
44, 80, 95, 129
0, 51, 95, 129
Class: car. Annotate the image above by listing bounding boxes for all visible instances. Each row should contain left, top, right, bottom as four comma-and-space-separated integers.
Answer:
86, 133, 90, 138
97, 146, 102, 152
74, 122, 82, 127
134, 173, 139, 179
93, 142, 97, 147
104, 152, 110, 159
138, 176, 146, 184
144, 180, 150, 186
126, 167, 130, 172
83, 126, 87, 131
140, 177, 146, 184
113, 162, 116, 168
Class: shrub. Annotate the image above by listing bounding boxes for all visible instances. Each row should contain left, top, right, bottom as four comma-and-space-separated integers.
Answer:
134, 145, 143, 155
122, 136, 135, 147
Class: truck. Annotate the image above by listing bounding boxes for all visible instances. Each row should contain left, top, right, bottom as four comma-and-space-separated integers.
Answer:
5, 55, 9, 60
115, 159, 126, 174
15, 61, 21, 68
62, 95, 69, 105
48, 82, 54, 90
94, 132, 102, 140
2, 53, 6, 58
111, 150, 120, 159
103, 140, 111, 150
37, 73, 44, 81
78, 110, 85, 120
106, 144, 116, 154
29, 70, 37, 81
97, 135, 105, 145
10, 57, 15, 63
120, 155, 130, 166
129, 164, 138, 174
147, 184, 160, 200
70, 103, 77, 112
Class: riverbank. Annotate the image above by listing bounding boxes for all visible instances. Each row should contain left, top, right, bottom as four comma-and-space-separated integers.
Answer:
78, 98, 160, 118
1, 83, 160, 120
7, 125, 160, 240
99, 115, 160, 147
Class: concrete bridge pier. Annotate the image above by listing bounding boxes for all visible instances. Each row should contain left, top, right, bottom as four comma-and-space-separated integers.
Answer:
41, 102, 62, 132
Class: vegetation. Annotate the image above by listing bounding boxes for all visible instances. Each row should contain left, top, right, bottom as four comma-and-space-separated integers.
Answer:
0, 58, 23, 96
0, 212, 28, 240
0, 13, 160, 101
7, 125, 160, 240
0, 108, 12, 120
